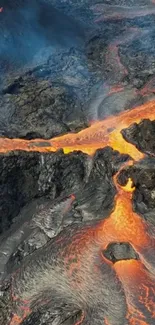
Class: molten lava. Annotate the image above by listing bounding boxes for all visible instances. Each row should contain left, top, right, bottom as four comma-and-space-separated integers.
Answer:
1, 100, 155, 160
114, 260, 155, 325
2, 98, 155, 324
98, 175, 153, 249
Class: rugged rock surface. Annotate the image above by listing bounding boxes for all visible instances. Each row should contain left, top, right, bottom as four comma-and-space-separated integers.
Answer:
122, 119, 155, 154
0, 147, 130, 235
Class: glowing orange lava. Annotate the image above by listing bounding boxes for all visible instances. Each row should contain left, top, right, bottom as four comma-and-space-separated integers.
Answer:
3, 98, 155, 324
1, 100, 155, 160
93, 172, 155, 324
97, 173, 153, 250
114, 260, 155, 325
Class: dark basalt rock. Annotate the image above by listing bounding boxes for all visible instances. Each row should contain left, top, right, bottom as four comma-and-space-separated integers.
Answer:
103, 242, 138, 263
122, 119, 155, 155
0, 147, 129, 235
0, 80, 87, 139
0, 147, 130, 284
0, 150, 86, 234
117, 157, 155, 226
120, 119, 155, 221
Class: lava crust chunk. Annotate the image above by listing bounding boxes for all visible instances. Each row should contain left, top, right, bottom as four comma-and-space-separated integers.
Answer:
121, 119, 155, 155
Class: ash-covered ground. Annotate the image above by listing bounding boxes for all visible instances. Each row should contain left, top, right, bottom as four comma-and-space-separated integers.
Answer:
0, 1, 155, 324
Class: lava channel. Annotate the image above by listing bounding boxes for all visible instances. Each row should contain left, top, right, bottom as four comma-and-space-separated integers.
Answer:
0, 100, 155, 159
114, 260, 155, 325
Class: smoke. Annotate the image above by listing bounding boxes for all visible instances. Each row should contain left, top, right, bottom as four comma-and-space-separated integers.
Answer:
0, 0, 85, 73
87, 2, 155, 120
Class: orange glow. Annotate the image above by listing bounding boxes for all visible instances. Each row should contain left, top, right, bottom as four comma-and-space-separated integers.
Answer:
6, 97, 155, 324
104, 318, 111, 325
1, 100, 155, 159
9, 308, 31, 325
38, 99, 155, 158
95, 172, 154, 250
74, 311, 85, 325
104, 191, 152, 246
114, 260, 155, 325
120, 177, 135, 192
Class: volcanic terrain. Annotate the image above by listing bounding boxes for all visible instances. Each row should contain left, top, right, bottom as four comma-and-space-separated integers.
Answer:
0, 1, 155, 325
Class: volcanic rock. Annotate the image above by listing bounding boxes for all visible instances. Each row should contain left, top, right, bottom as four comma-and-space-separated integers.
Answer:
0, 150, 85, 234
0, 147, 131, 286
0, 1, 155, 324
0, 80, 87, 139
122, 119, 155, 155
103, 242, 138, 262
117, 157, 155, 223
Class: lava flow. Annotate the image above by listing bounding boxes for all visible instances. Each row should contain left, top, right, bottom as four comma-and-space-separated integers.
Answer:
93, 170, 155, 324
8, 176, 155, 325
98, 172, 155, 263
114, 260, 155, 325
6, 98, 155, 325
0, 101, 155, 325
1, 99, 155, 159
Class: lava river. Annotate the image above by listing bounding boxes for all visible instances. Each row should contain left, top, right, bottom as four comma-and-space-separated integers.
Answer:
2, 100, 155, 325
0, 99, 155, 159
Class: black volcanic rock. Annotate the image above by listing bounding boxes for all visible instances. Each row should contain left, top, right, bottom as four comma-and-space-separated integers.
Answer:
122, 119, 155, 155
0, 150, 86, 234
0, 80, 87, 139
117, 158, 155, 225
103, 242, 138, 263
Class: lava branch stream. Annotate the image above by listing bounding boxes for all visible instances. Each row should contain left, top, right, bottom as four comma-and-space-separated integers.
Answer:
2, 99, 155, 325
8, 170, 155, 325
